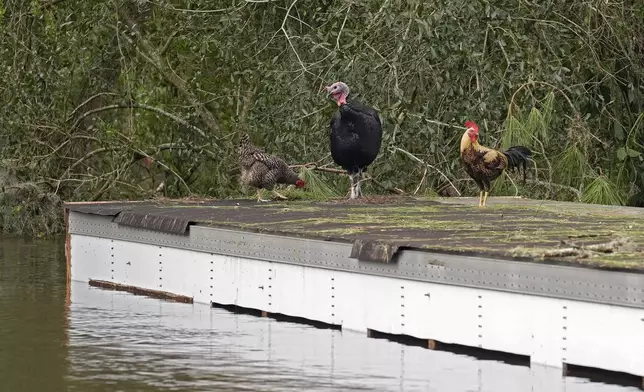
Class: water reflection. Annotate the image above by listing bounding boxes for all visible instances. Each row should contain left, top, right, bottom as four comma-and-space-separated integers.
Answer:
0, 235, 68, 392
67, 282, 640, 392
0, 236, 641, 392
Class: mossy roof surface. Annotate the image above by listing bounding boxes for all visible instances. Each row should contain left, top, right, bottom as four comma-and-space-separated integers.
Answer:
65, 196, 644, 272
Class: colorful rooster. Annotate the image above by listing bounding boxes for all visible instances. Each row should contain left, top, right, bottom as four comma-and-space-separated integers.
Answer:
460, 120, 532, 207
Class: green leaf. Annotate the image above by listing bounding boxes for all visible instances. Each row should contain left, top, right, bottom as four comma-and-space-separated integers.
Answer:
616, 147, 626, 161
626, 147, 641, 158
613, 121, 624, 141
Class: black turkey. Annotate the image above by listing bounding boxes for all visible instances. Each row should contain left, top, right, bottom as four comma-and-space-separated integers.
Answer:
325, 81, 382, 199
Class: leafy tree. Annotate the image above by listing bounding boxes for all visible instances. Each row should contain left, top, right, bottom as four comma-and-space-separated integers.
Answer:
0, 0, 642, 235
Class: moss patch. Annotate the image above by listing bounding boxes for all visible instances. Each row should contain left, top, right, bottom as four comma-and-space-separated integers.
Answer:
68, 196, 644, 270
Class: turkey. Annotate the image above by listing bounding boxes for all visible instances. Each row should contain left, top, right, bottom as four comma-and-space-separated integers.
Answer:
238, 132, 305, 202
325, 81, 382, 199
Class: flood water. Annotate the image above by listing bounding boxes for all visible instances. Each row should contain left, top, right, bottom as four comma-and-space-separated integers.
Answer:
0, 235, 641, 392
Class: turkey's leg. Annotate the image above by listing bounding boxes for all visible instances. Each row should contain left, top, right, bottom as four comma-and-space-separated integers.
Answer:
355, 169, 363, 198
349, 173, 357, 199
257, 189, 270, 202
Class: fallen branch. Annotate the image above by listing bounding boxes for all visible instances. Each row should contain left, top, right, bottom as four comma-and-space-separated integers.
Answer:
363, 175, 405, 195
290, 163, 405, 195
531, 180, 582, 200
413, 167, 428, 195
117, 8, 221, 134
290, 163, 346, 174
67, 92, 119, 120
68, 147, 111, 172
69, 103, 206, 138
503, 170, 519, 196
34, 135, 102, 159
130, 147, 192, 193
390, 146, 461, 196
514, 237, 630, 259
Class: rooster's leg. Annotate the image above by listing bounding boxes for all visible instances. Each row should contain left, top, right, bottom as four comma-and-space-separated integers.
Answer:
482, 191, 489, 207
272, 189, 288, 200
478, 191, 484, 207
257, 189, 270, 202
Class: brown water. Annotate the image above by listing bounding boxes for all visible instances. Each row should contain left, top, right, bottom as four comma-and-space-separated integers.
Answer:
0, 235, 640, 392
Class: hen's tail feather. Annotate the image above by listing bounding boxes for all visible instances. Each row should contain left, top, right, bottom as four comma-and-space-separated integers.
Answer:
239, 132, 251, 147
503, 146, 533, 183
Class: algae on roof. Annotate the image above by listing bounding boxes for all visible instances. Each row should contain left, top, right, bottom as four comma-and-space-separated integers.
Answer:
68, 196, 644, 271
180, 196, 644, 271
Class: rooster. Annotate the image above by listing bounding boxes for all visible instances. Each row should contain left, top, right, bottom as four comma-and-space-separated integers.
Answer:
460, 120, 532, 207
326, 81, 382, 199
238, 132, 305, 202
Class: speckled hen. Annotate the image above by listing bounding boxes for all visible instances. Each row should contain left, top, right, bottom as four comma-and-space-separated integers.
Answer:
238, 132, 305, 202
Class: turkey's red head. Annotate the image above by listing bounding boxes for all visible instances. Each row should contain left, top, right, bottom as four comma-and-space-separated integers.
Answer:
295, 179, 306, 188
325, 82, 349, 106
465, 120, 479, 142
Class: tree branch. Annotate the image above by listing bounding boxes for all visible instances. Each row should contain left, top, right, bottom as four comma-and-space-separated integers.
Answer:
289, 163, 346, 174
67, 92, 119, 121
390, 146, 462, 196
289, 163, 405, 195
116, 8, 221, 134
69, 103, 206, 138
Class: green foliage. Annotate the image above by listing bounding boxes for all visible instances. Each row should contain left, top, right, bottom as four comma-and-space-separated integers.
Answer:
0, 0, 642, 235
554, 144, 586, 187
296, 167, 342, 200
581, 175, 625, 206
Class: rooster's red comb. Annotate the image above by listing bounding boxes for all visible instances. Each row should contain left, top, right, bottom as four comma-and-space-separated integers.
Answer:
465, 120, 479, 133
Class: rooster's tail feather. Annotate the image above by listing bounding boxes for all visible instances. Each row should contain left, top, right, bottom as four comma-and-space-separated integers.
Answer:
503, 146, 533, 182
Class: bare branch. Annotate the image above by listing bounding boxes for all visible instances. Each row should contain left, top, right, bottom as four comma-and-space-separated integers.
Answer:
68, 147, 111, 172
69, 103, 206, 138
531, 180, 582, 201
289, 163, 346, 174
116, 8, 222, 134
391, 146, 462, 196
67, 93, 119, 121
131, 147, 192, 193
34, 135, 102, 159
336, 6, 351, 50
160, 30, 179, 55
363, 175, 405, 195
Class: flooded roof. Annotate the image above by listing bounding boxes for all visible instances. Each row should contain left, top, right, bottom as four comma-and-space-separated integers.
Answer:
64, 196, 644, 272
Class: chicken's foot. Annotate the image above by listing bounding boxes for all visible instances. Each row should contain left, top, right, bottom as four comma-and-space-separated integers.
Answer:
481, 191, 489, 207
478, 191, 484, 207
272, 190, 288, 200
256, 189, 270, 203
